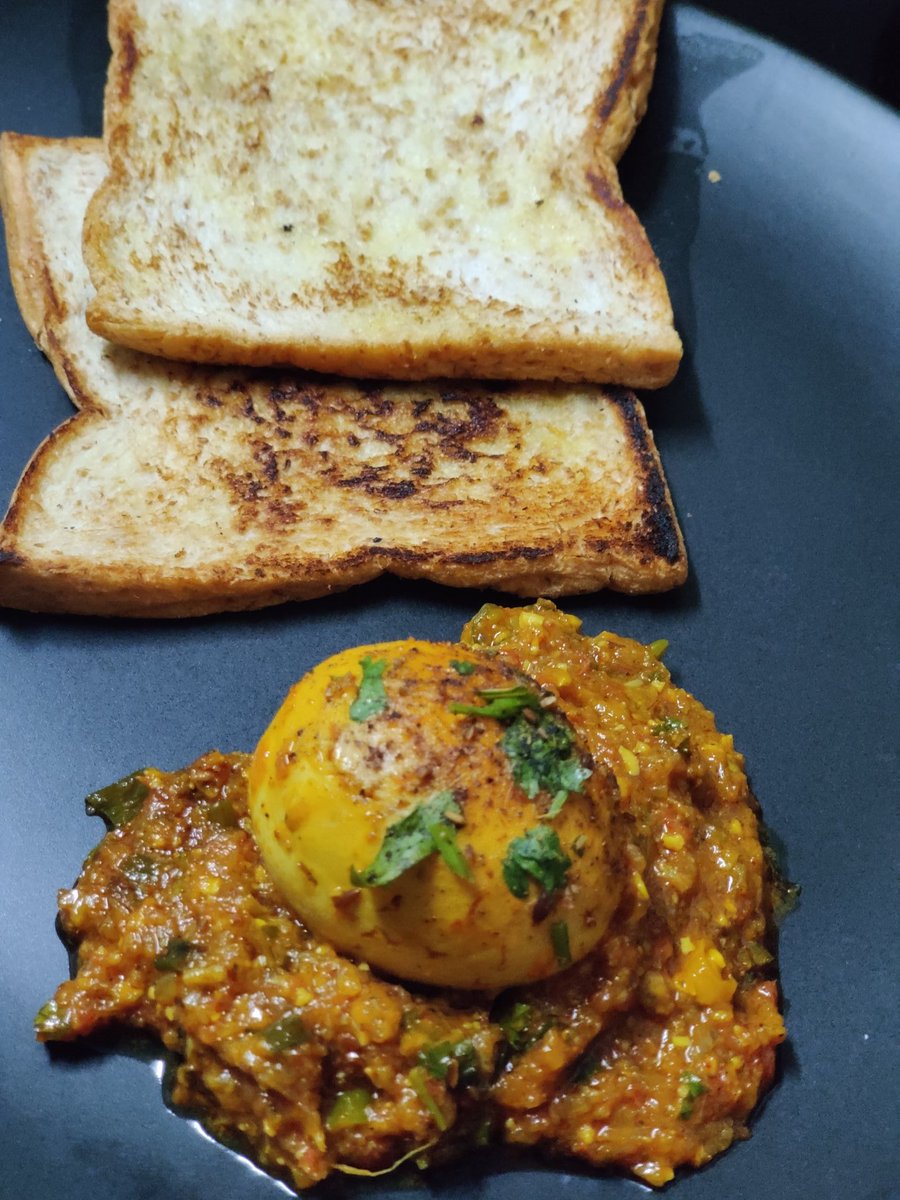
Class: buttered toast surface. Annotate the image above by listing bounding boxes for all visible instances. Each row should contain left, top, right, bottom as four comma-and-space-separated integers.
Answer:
83, 0, 681, 385
0, 136, 686, 618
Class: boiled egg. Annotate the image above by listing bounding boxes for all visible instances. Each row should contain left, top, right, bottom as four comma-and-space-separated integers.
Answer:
248, 640, 620, 989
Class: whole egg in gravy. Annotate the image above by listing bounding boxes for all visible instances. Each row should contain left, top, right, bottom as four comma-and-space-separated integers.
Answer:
36, 602, 789, 1192
248, 640, 621, 988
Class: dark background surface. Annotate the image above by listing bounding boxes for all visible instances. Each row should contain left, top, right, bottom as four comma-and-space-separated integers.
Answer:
702, 0, 900, 109
1, 4, 898, 1200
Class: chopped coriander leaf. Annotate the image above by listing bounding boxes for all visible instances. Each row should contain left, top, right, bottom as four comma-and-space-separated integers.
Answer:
350, 792, 466, 888
498, 1001, 533, 1051
349, 657, 389, 721
426, 819, 473, 880
678, 1072, 708, 1119
262, 1011, 310, 1051
326, 1088, 373, 1130
650, 715, 688, 746
409, 1065, 449, 1131
550, 920, 572, 966
84, 770, 149, 828
496, 999, 552, 1055
451, 680, 591, 812
450, 684, 543, 720
154, 937, 196, 972
502, 826, 570, 902
418, 1040, 480, 1086
450, 659, 476, 676
501, 709, 591, 812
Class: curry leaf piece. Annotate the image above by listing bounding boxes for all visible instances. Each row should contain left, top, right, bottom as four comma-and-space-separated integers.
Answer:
501, 711, 591, 814
350, 792, 463, 888
449, 659, 476, 676
502, 826, 571, 902
450, 684, 543, 720
84, 770, 149, 828
349, 657, 389, 721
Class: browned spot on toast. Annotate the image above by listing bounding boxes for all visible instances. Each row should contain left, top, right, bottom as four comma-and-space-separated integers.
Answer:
586, 170, 625, 212
448, 546, 553, 566
607, 387, 683, 565
119, 30, 139, 102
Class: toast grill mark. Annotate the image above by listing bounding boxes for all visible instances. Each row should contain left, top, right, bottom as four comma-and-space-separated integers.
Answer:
594, 0, 652, 128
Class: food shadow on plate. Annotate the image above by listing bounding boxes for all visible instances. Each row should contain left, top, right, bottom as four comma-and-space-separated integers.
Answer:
620, 6, 767, 444
0, 570, 704, 651
67, 0, 107, 136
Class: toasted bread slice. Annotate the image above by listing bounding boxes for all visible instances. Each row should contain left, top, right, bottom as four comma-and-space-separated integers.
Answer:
83, 0, 681, 386
0, 135, 686, 618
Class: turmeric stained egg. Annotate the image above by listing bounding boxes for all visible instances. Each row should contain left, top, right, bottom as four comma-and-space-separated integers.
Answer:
248, 639, 621, 988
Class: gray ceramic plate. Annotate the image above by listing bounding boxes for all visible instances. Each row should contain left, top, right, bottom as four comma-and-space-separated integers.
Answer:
1, 5, 898, 1199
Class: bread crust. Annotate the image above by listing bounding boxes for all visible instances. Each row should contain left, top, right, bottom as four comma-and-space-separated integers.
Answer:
83, 0, 681, 385
0, 137, 686, 618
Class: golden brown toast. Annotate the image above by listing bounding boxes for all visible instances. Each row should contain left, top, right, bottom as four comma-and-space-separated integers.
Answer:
0, 136, 686, 618
83, 0, 681, 386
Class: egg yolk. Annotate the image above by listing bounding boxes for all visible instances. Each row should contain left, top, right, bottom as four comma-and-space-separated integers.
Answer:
248, 640, 621, 989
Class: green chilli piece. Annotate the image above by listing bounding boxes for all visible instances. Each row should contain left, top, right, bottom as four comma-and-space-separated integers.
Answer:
153, 937, 196, 973
205, 794, 239, 827
449, 660, 476, 676
326, 1088, 374, 1130
263, 1011, 310, 1051
349, 657, 389, 721
409, 1065, 449, 1131
84, 769, 149, 828
118, 853, 158, 883
350, 791, 471, 887
502, 825, 571, 902
34, 999, 71, 1038
550, 920, 572, 967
